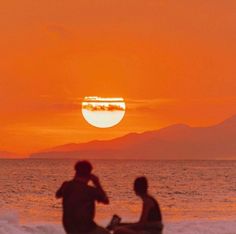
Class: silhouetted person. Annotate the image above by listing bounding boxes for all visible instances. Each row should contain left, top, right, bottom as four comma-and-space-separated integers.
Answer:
113, 177, 163, 234
56, 160, 110, 234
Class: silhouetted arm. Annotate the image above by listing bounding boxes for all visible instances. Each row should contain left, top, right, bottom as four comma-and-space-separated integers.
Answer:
55, 182, 67, 199
139, 200, 151, 223
115, 199, 163, 231
115, 202, 151, 230
91, 174, 109, 204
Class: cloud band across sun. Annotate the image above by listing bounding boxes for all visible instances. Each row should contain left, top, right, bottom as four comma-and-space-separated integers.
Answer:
82, 97, 125, 112
84, 96, 124, 102
82, 103, 125, 111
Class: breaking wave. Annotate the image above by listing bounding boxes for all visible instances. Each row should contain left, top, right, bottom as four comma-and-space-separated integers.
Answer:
0, 211, 235, 234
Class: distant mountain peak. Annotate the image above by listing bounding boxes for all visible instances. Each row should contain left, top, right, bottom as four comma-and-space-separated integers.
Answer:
226, 114, 236, 121
219, 115, 236, 125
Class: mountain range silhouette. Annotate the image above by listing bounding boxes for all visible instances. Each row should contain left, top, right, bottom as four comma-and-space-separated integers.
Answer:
30, 115, 236, 160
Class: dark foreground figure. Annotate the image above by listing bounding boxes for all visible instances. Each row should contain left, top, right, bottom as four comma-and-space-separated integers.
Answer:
112, 177, 163, 234
56, 160, 110, 234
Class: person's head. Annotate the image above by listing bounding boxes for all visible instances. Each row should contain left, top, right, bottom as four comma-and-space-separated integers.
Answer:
74, 160, 93, 181
134, 176, 148, 197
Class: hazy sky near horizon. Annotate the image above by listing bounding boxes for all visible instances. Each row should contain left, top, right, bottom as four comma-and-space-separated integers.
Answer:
1, 0, 236, 154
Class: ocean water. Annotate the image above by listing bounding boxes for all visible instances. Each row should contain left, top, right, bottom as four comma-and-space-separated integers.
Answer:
0, 159, 235, 234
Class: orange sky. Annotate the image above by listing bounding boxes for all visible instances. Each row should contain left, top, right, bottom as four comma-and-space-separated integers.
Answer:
0, 0, 236, 155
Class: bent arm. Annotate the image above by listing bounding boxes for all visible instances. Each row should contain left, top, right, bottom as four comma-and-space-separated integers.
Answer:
55, 182, 67, 199
91, 175, 109, 204
139, 201, 151, 223
124, 200, 163, 230
94, 180, 109, 204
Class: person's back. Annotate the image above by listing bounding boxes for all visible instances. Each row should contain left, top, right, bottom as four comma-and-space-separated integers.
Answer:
56, 160, 109, 234
144, 195, 162, 223
58, 180, 98, 232
113, 177, 163, 234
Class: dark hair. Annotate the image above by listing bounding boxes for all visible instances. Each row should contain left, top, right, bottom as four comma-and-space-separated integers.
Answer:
134, 176, 148, 195
74, 160, 93, 177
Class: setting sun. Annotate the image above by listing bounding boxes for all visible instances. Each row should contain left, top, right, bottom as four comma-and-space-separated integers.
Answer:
81, 97, 126, 128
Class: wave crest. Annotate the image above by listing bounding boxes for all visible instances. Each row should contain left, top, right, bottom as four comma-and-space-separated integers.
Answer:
0, 211, 235, 234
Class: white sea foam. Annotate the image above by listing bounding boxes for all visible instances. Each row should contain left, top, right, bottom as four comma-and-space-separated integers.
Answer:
0, 211, 63, 234
165, 220, 236, 234
0, 211, 235, 234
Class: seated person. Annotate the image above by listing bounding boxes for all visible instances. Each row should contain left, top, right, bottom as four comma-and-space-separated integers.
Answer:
56, 160, 110, 234
113, 177, 163, 234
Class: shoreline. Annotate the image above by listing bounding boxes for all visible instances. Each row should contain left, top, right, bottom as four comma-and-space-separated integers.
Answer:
1, 213, 235, 234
